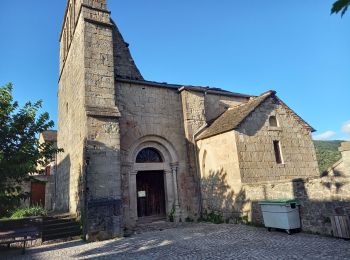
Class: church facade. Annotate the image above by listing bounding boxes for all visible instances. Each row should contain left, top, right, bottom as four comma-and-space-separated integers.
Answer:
56, 0, 320, 241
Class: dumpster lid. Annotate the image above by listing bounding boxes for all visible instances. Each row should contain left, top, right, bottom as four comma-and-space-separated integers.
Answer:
258, 198, 298, 204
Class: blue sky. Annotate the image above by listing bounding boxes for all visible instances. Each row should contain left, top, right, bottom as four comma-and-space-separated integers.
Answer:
0, 0, 349, 140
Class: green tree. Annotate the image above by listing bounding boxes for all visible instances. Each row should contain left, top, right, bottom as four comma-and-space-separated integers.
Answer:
0, 83, 62, 217
331, 0, 350, 16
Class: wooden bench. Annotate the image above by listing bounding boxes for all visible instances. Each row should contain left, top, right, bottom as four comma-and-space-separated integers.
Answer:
0, 218, 41, 254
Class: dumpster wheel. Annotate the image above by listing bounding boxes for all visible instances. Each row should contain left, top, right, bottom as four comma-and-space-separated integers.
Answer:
267, 227, 272, 232
286, 229, 291, 235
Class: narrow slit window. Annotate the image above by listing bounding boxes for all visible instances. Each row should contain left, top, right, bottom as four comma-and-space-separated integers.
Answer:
273, 140, 283, 164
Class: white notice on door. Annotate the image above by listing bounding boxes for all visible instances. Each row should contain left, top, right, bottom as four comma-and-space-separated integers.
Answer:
138, 191, 146, 197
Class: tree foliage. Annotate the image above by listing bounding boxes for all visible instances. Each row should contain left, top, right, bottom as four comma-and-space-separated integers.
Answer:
0, 83, 62, 216
331, 0, 350, 16
313, 140, 342, 175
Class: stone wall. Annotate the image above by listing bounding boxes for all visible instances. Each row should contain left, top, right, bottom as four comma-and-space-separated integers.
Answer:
339, 142, 350, 174
180, 90, 248, 218
180, 90, 206, 217
238, 139, 350, 236
117, 81, 197, 223
83, 3, 123, 241
194, 95, 349, 235
205, 93, 247, 123
240, 173, 350, 235
197, 131, 241, 217
58, 0, 123, 241
235, 96, 319, 183
57, 8, 86, 214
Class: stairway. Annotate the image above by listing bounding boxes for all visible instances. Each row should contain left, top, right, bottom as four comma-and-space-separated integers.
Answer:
42, 215, 81, 242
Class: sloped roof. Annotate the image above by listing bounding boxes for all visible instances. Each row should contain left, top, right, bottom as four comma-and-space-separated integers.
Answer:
41, 130, 57, 142
115, 78, 252, 99
197, 90, 315, 140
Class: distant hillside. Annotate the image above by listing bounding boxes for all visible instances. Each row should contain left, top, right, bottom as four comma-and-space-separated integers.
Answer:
313, 140, 343, 175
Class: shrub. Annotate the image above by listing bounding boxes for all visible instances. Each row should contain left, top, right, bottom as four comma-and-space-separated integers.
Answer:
168, 205, 175, 222
10, 206, 47, 219
185, 216, 194, 222
199, 211, 224, 224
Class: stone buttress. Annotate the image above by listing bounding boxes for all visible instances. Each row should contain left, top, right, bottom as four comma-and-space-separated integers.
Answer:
58, 0, 122, 241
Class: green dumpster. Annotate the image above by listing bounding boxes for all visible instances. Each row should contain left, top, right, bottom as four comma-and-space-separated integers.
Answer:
258, 199, 300, 234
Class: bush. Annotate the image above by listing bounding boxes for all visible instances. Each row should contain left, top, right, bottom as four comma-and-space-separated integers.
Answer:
199, 211, 224, 224
313, 140, 342, 174
168, 206, 175, 222
185, 216, 194, 222
10, 206, 47, 219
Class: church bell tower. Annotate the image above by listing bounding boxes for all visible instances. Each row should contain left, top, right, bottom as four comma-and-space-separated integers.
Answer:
57, 0, 123, 241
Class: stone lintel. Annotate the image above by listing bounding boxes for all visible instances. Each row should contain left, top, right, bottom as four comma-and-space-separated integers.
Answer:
84, 17, 114, 28
81, 3, 111, 14
86, 106, 121, 118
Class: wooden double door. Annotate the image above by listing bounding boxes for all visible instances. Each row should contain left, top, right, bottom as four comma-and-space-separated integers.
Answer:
137, 171, 166, 218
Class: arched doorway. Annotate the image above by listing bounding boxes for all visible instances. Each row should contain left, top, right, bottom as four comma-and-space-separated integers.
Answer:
136, 148, 166, 218
125, 136, 181, 225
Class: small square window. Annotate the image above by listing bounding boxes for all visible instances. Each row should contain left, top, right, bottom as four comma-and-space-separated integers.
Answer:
269, 116, 278, 127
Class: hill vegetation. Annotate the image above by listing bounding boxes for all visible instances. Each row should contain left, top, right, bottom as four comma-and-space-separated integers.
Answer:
313, 140, 343, 175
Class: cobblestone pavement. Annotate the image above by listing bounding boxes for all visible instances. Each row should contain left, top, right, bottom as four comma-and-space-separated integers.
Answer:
2, 223, 350, 259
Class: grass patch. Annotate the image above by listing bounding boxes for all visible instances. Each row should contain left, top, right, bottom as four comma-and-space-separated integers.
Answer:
198, 211, 224, 224
9, 206, 47, 219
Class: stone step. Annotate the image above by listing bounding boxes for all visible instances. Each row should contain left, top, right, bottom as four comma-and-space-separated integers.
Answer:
42, 219, 78, 227
42, 229, 82, 241
42, 224, 80, 234
42, 215, 81, 242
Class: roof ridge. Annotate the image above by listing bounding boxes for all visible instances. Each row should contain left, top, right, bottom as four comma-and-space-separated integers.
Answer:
197, 90, 284, 140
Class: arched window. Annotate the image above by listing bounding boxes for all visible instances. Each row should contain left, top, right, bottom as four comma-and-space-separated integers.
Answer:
136, 148, 163, 163
269, 115, 278, 127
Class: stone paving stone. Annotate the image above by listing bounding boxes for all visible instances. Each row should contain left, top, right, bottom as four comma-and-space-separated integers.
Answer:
2, 223, 350, 259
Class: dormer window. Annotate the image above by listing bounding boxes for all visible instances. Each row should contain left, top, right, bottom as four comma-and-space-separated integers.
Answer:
269, 115, 278, 127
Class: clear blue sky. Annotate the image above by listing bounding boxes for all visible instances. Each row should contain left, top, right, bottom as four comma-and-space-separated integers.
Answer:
1, 0, 349, 140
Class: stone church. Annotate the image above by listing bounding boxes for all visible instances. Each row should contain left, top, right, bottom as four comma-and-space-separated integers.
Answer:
56, 0, 324, 241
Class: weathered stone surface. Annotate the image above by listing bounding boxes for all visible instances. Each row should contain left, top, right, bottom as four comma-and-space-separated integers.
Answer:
57, 0, 122, 241
235, 96, 319, 183
56, 0, 344, 240
57, 6, 86, 214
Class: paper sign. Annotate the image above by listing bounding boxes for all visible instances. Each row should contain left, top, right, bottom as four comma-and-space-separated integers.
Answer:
138, 191, 146, 197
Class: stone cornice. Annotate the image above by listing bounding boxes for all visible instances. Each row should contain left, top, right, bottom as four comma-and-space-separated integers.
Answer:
85, 106, 121, 118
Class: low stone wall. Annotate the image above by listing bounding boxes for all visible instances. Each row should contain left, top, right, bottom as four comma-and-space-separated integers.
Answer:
200, 171, 350, 235
0, 217, 43, 248
240, 174, 350, 235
